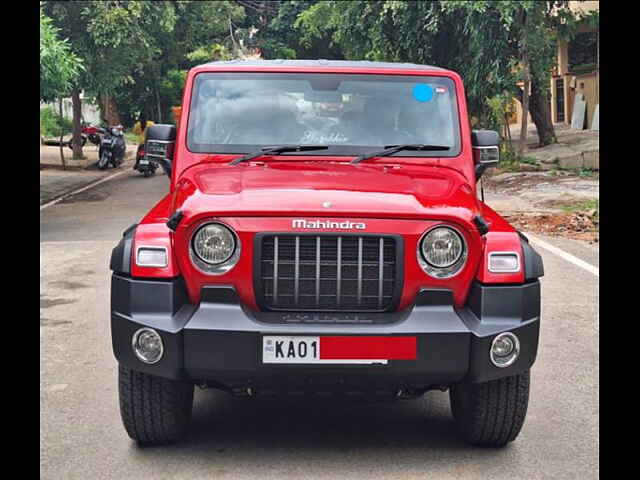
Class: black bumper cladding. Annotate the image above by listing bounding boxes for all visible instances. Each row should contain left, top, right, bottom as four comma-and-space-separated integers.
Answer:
111, 275, 540, 393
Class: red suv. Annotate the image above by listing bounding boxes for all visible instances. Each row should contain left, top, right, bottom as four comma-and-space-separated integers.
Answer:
110, 60, 543, 447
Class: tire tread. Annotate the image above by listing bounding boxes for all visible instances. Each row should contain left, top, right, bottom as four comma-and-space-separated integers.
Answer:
118, 365, 193, 445
450, 370, 530, 447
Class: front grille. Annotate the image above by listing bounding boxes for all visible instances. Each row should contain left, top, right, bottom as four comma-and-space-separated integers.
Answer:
256, 234, 400, 312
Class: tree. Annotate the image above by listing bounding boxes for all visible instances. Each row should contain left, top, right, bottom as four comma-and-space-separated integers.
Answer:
40, 8, 82, 103
43, 1, 178, 156
234, 1, 343, 60
40, 7, 83, 168
294, 1, 514, 126
443, 1, 584, 148
112, 1, 245, 127
295, 1, 586, 151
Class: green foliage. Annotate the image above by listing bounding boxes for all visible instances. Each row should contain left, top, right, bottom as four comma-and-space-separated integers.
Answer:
43, 1, 245, 126
43, 1, 173, 97
40, 106, 73, 137
485, 92, 516, 133
294, 1, 515, 120
158, 69, 188, 120
293, 0, 586, 136
186, 43, 234, 64
40, 7, 83, 102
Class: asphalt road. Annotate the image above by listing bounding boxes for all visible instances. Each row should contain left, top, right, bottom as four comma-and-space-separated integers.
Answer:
40, 170, 599, 479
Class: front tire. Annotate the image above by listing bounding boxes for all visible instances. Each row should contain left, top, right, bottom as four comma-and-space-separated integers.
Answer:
118, 365, 194, 445
97, 152, 109, 170
450, 370, 530, 447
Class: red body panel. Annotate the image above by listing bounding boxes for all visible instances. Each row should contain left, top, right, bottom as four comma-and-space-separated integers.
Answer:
132, 63, 523, 313
475, 203, 525, 284
131, 195, 180, 279
170, 216, 483, 310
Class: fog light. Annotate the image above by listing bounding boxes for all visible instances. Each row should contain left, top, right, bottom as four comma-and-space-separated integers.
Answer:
132, 328, 164, 364
490, 332, 520, 368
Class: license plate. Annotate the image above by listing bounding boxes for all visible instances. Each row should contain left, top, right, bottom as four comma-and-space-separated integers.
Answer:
262, 336, 416, 364
139, 159, 149, 165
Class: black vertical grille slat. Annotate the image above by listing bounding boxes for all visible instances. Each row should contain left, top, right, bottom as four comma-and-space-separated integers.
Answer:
337, 237, 342, 307
378, 237, 384, 309
273, 236, 279, 302
259, 234, 398, 312
357, 237, 363, 305
294, 236, 300, 304
315, 236, 320, 307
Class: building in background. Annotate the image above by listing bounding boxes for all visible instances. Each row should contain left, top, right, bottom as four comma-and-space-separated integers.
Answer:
40, 91, 102, 126
512, 1, 599, 129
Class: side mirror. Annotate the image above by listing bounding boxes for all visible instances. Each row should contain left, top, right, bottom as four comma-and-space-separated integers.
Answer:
145, 124, 176, 178
472, 130, 500, 179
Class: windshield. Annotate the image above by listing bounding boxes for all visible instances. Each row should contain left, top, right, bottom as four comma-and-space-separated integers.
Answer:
187, 72, 461, 157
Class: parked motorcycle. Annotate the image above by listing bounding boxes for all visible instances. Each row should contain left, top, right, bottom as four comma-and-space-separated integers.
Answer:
83, 123, 104, 146
97, 126, 126, 170
133, 143, 158, 177
66, 123, 104, 150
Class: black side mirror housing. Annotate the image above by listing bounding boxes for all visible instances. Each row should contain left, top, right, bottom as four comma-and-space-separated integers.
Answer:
472, 130, 500, 179
145, 124, 176, 178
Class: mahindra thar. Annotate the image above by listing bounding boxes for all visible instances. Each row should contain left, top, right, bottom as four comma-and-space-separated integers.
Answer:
110, 60, 543, 447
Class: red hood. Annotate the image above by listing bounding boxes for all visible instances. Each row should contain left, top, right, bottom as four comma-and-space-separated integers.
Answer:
172, 161, 480, 226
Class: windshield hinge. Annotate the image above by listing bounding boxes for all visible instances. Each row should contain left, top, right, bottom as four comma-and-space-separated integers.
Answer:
473, 214, 490, 236
166, 210, 184, 232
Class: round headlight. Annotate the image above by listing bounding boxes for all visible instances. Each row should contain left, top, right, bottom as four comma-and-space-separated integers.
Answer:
421, 227, 464, 268
192, 223, 236, 265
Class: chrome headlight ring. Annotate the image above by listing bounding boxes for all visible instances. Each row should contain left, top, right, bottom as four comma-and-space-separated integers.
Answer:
189, 221, 241, 275
417, 225, 468, 279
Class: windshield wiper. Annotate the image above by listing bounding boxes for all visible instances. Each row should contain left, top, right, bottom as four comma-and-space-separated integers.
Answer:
350, 144, 450, 164
229, 145, 329, 166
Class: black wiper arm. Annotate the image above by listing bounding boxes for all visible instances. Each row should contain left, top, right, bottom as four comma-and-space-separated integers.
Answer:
229, 145, 329, 166
350, 144, 450, 164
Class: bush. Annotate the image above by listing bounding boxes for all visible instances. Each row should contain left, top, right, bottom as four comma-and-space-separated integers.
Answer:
40, 106, 73, 137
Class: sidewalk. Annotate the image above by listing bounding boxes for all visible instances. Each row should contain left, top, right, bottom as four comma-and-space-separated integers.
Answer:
40, 144, 137, 206
508, 123, 599, 170
40, 141, 137, 169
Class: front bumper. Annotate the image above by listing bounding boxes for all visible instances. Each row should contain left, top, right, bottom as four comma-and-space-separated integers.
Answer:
111, 275, 540, 393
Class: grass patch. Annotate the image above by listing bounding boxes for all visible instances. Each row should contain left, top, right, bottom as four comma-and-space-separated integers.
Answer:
125, 131, 140, 144
549, 166, 599, 180
559, 198, 599, 213
578, 167, 598, 179
494, 158, 540, 173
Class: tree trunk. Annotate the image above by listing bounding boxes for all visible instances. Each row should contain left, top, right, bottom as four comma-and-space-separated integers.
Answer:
517, 12, 530, 158
529, 81, 557, 147
71, 88, 84, 159
100, 94, 121, 126
58, 98, 66, 171
155, 88, 162, 123
138, 110, 147, 131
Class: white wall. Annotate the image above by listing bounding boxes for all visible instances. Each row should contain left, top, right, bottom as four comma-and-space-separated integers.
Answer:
40, 92, 101, 125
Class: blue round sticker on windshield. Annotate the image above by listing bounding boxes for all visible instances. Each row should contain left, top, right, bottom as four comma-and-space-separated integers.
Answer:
413, 84, 433, 102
